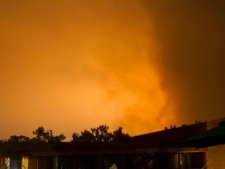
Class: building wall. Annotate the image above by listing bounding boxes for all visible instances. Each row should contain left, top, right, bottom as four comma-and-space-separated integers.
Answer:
205, 117, 225, 169
28, 157, 56, 169
1, 117, 225, 169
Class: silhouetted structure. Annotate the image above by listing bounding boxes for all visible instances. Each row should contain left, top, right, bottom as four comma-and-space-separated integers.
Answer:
1, 117, 225, 169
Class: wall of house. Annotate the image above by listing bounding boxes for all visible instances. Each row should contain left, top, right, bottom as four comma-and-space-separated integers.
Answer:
28, 157, 57, 169
1, 153, 207, 169
2, 117, 225, 168
205, 117, 225, 169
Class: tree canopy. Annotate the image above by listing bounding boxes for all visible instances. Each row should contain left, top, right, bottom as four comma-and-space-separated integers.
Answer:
1, 126, 66, 143
72, 125, 130, 142
0, 125, 130, 143
32, 126, 66, 142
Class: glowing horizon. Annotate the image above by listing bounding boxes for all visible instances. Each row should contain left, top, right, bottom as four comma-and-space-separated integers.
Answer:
1, 1, 225, 141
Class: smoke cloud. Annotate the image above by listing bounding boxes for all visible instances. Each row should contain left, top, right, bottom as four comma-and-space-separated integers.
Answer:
0, 1, 225, 139
143, 0, 225, 125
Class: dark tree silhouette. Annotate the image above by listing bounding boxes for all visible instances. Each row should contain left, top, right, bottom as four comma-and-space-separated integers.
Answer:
72, 132, 80, 142
0, 139, 6, 143
51, 134, 66, 142
2, 126, 66, 143
7, 135, 30, 142
80, 130, 94, 142
71, 125, 130, 142
32, 126, 66, 142
112, 127, 129, 141
91, 125, 112, 142
32, 126, 49, 142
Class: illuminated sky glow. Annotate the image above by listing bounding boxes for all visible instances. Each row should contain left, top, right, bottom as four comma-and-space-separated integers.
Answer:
1, 1, 225, 140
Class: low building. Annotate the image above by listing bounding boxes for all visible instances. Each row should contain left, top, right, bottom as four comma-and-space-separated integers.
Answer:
0, 117, 225, 169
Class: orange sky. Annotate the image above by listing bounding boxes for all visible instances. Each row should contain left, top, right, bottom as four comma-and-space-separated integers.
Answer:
1, 1, 225, 141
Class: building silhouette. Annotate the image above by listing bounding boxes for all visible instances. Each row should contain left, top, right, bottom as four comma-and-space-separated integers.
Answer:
0, 117, 225, 169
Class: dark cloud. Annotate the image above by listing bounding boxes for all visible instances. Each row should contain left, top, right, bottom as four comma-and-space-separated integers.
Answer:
143, 0, 225, 124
